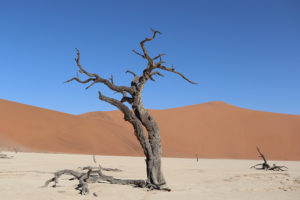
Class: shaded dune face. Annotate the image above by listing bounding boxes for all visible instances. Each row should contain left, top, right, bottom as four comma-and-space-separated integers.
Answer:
0, 99, 299, 160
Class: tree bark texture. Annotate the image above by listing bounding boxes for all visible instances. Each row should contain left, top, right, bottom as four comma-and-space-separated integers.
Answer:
64, 28, 196, 191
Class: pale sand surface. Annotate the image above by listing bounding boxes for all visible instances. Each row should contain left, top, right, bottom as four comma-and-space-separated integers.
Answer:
0, 152, 300, 200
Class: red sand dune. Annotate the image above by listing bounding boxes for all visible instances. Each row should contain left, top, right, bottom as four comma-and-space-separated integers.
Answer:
0, 98, 300, 160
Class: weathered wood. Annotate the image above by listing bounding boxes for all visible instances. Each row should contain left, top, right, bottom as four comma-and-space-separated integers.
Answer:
44, 166, 147, 194
60, 28, 195, 194
250, 147, 288, 171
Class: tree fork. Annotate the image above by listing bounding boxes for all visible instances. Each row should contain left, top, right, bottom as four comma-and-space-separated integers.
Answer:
54, 28, 196, 194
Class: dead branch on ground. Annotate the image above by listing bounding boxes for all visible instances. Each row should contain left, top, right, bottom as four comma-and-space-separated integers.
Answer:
250, 147, 288, 171
44, 164, 169, 195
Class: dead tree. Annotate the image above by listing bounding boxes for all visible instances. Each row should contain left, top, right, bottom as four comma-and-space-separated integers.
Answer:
251, 147, 270, 170
45, 29, 195, 194
44, 166, 143, 195
250, 147, 288, 171
0, 152, 12, 159
45, 157, 124, 194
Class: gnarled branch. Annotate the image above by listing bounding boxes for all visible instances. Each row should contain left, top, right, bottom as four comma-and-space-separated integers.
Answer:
250, 147, 288, 171
269, 164, 288, 171
256, 146, 267, 164
98, 91, 131, 115
66, 49, 133, 94
74, 48, 99, 78
132, 50, 145, 59
98, 91, 153, 159
126, 70, 137, 78
156, 65, 197, 84
153, 53, 166, 61
126, 70, 140, 87
44, 166, 147, 195
64, 77, 95, 84
140, 28, 161, 64
64, 77, 96, 90
150, 71, 164, 77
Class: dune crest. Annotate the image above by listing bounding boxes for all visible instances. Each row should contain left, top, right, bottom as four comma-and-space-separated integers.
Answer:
0, 98, 299, 160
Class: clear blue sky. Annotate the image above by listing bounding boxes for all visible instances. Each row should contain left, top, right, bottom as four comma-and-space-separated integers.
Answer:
1, 0, 299, 115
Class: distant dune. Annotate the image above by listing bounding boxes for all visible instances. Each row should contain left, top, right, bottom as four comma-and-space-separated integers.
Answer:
0, 99, 299, 160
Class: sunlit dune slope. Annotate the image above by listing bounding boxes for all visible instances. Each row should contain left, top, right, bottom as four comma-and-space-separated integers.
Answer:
0, 99, 141, 156
1, 99, 300, 160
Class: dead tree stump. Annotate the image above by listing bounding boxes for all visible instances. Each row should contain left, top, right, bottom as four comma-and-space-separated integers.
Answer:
250, 147, 288, 171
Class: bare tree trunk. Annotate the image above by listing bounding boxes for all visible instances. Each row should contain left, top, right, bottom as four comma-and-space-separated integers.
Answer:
145, 153, 165, 187
137, 110, 166, 187
130, 87, 166, 187
61, 28, 196, 193
130, 107, 166, 188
